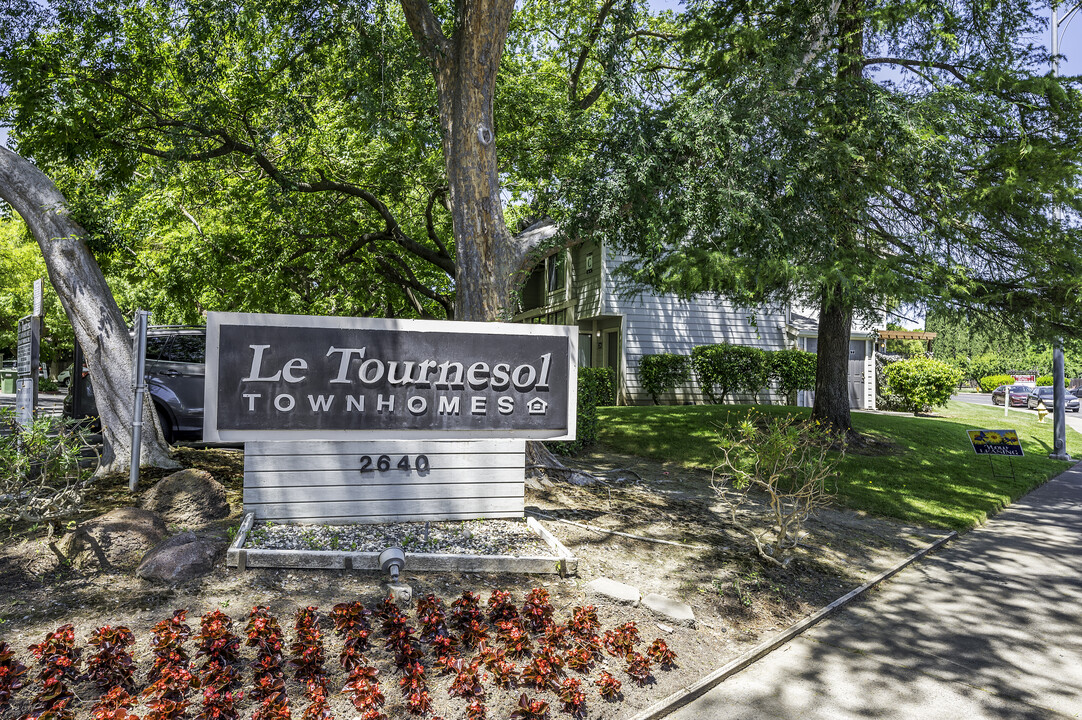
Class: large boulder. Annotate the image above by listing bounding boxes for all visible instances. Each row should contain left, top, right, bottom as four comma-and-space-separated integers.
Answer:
140, 469, 230, 527
57, 507, 169, 569
136, 531, 225, 584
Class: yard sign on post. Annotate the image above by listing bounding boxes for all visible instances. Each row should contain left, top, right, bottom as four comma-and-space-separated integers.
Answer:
967, 428, 1022, 481
204, 312, 577, 523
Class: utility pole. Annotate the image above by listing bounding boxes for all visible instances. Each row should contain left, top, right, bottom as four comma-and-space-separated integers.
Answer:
1049, 1, 1076, 461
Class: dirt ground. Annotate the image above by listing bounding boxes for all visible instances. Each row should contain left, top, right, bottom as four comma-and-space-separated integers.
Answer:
0, 446, 946, 720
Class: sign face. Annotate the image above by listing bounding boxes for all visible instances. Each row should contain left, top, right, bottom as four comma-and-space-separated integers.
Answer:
204, 312, 577, 442
16, 316, 39, 378
1012, 374, 1035, 384
967, 429, 1024, 457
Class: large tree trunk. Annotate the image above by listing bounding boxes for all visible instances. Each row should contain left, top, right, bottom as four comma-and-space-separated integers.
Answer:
401, 0, 520, 322
402, 0, 572, 474
0, 145, 177, 474
811, 284, 854, 434
810, 0, 864, 438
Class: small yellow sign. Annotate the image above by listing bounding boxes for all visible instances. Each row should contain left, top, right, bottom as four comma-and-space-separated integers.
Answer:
967, 429, 1024, 457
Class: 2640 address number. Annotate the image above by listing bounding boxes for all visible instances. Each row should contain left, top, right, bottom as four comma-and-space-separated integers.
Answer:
359, 454, 430, 473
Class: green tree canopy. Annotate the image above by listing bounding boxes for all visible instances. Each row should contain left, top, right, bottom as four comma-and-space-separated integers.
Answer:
553, 0, 1082, 433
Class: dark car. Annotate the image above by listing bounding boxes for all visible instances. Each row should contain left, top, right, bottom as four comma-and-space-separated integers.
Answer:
1026, 385, 1080, 412
64, 326, 206, 442
991, 384, 1032, 407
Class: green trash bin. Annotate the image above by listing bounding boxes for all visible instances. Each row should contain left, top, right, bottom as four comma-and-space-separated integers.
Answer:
0, 370, 15, 394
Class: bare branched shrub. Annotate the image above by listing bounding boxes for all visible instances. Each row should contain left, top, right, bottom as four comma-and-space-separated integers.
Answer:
0, 409, 95, 523
712, 413, 841, 567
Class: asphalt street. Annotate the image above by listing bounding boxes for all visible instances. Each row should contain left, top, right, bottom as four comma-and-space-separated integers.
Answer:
953, 391, 1082, 435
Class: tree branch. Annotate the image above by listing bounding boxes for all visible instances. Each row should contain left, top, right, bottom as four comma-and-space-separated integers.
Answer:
400, 0, 453, 72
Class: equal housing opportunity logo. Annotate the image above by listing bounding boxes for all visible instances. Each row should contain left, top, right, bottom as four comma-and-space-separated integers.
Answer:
203, 312, 577, 442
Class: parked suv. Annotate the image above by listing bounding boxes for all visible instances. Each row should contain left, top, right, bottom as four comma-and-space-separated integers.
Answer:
64, 326, 206, 442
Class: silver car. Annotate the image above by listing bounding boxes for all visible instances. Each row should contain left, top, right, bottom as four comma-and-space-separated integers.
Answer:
65, 326, 206, 442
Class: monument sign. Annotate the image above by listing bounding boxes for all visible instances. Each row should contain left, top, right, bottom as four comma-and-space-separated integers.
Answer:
204, 312, 578, 523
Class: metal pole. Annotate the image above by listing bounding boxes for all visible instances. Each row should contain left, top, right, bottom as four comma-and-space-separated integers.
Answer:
1049, 6, 1073, 461
129, 310, 150, 491
1051, 343, 1071, 460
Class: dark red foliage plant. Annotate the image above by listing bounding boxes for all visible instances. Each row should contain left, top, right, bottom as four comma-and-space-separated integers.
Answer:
567, 606, 600, 639
646, 639, 678, 669
520, 589, 554, 633
86, 625, 136, 692
141, 665, 194, 720
149, 610, 192, 682
28, 624, 82, 684
447, 659, 485, 700
509, 694, 550, 720
602, 621, 641, 658
251, 691, 291, 720
194, 611, 241, 671
290, 607, 326, 688
556, 677, 587, 718
342, 668, 385, 717
594, 671, 622, 701
0, 640, 29, 708
24, 624, 82, 720
450, 592, 483, 629
465, 699, 486, 720
495, 619, 532, 659
542, 624, 570, 650
90, 686, 139, 720
458, 619, 489, 650
246, 608, 286, 701
486, 590, 518, 623
520, 647, 563, 692
563, 648, 593, 674
623, 652, 653, 687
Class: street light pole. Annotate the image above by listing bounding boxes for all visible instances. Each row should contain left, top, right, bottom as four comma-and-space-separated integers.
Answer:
1049, 1, 1076, 461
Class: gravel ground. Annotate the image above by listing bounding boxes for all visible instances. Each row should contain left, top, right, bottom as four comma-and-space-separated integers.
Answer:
244, 517, 557, 557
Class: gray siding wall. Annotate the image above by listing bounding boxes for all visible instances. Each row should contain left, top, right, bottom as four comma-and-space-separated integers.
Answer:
602, 251, 789, 405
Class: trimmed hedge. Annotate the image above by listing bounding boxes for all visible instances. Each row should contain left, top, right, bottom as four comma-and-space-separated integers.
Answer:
882, 358, 961, 414
1034, 375, 1067, 387
691, 344, 771, 403
638, 353, 691, 404
547, 367, 614, 455
770, 349, 817, 403
978, 374, 1015, 393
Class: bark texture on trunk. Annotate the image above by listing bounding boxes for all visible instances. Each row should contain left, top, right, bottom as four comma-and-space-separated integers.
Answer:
0, 145, 177, 474
811, 285, 853, 434
402, 0, 520, 322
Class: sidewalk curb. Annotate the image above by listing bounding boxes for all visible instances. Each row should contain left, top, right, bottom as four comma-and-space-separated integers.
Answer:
623, 530, 958, 720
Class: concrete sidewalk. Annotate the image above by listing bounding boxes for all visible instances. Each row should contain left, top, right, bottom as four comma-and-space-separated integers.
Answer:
667, 464, 1082, 719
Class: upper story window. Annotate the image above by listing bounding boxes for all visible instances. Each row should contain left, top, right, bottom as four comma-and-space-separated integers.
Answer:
547, 253, 566, 293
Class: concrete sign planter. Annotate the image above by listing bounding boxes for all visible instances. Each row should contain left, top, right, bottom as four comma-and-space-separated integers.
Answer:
226, 513, 578, 576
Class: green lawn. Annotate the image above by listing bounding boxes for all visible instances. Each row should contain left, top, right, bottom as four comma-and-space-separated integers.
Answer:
596, 400, 1078, 530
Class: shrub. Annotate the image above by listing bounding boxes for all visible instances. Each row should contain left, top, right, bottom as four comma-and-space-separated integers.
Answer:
978, 374, 1016, 393
1034, 376, 1067, 387
769, 349, 817, 404
546, 367, 612, 455
691, 344, 770, 404
0, 410, 94, 523
882, 358, 962, 414
712, 412, 840, 566
637, 354, 691, 404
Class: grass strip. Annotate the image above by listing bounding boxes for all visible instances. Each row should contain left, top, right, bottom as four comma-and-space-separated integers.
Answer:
597, 400, 1077, 530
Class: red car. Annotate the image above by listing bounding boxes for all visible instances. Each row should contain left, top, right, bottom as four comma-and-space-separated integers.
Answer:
991, 384, 1031, 407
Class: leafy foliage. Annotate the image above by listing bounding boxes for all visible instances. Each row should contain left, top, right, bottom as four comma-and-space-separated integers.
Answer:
979, 374, 1018, 394
713, 412, 840, 566
769, 349, 817, 402
638, 353, 691, 404
0, 410, 94, 523
691, 344, 771, 404
881, 358, 962, 414
546, 367, 613, 456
